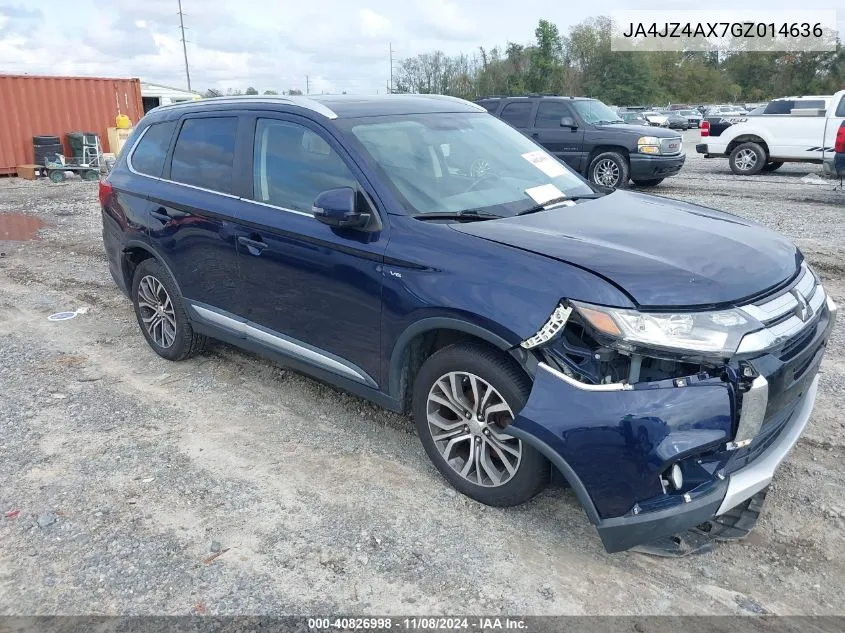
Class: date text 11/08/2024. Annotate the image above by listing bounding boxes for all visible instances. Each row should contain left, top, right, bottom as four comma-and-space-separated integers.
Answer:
308, 617, 528, 630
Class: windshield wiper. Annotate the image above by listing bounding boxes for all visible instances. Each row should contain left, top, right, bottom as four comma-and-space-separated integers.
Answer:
516, 194, 601, 216
412, 209, 504, 222
597, 119, 624, 124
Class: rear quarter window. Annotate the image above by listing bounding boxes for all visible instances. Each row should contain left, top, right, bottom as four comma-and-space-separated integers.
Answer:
169, 117, 238, 194
129, 121, 176, 178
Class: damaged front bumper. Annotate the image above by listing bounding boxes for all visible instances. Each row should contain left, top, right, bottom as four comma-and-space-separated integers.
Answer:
509, 296, 834, 553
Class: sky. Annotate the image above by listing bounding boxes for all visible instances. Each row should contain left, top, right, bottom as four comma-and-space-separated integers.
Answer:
0, 0, 841, 95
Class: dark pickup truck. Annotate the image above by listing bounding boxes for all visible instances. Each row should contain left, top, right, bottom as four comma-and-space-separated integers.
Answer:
477, 95, 685, 189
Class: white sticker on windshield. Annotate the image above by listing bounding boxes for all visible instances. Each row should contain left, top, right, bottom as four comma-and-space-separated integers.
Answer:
525, 183, 565, 205
521, 150, 567, 178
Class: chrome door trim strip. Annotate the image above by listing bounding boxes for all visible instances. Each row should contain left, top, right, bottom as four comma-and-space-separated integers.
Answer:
189, 303, 376, 387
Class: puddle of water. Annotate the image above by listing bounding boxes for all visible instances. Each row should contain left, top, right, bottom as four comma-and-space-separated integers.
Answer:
0, 214, 45, 241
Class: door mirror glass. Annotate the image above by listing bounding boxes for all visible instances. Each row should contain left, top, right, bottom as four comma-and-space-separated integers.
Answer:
560, 116, 577, 129
312, 187, 370, 229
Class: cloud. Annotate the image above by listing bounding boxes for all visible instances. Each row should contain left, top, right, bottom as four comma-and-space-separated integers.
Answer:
414, 0, 478, 41
360, 8, 390, 37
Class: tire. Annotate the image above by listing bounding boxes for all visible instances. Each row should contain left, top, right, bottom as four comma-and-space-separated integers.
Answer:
131, 258, 207, 361
33, 135, 61, 146
588, 151, 629, 189
632, 178, 664, 187
762, 161, 784, 173
729, 142, 766, 175
47, 170, 65, 183
82, 170, 99, 181
412, 342, 549, 506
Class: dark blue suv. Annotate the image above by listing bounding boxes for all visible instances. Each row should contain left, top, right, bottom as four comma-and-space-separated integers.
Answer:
100, 95, 836, 553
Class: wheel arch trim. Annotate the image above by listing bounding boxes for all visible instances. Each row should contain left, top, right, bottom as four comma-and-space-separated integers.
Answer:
504, 425, 601, 525
388, 317, 516, 398
121, 240, 184, 298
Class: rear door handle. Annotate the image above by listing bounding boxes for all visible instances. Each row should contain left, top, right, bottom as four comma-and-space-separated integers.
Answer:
238, 235, 268, 256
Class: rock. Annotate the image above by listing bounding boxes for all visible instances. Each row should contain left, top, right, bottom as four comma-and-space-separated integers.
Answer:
210, 540, 222, 553
36, 512, 57, 528
50, 393, 67, 399
319, 549, 331, 565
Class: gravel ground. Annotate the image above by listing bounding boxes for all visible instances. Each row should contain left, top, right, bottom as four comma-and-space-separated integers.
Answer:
1, 133, 844, 616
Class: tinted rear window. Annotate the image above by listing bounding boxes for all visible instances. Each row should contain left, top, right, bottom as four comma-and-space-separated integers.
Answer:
476, 100, 500, 114
500, 102, 533, 128
170, 117, 238, 193
130, 121, 176, 177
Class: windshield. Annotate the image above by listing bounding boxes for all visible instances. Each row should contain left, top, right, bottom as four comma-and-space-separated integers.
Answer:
679, 110, 697, 116
340, 113, 594, 216
570, 100, 623, 124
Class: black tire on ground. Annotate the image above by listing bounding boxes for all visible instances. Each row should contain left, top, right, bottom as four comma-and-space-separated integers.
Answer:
632, 178, 665, 187
729, 142, 766, 176
412, 341, 549, 507
32, 135, 61, 146
47, 170, 65, 183
82, 170, 99, 181
588, 151, 629, 189
131, 258, 207, 361
762, 161, 784, 172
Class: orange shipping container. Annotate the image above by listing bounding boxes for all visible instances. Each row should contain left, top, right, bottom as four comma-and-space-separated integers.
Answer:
0, 74, 144, 175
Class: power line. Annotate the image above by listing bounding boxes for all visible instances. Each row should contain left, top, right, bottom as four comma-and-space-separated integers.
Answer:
177, 0, 192, 91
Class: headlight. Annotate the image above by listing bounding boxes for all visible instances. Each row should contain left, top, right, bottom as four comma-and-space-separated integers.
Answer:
571, 301, 764, 357
638, 136, 661, 155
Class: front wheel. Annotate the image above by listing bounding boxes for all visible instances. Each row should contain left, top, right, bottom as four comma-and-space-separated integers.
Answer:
729, 142, 766, 175
588, 151, 629, 189
632, 178, 664, 187
412, 342, 549, 506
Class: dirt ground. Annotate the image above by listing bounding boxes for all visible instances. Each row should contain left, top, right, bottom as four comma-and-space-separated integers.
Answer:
1, 133, 844, 616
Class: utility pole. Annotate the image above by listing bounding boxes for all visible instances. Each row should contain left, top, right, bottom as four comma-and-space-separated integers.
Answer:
306, 75, 309, 95
388, 41, 394, 93
177, 0, 191, 91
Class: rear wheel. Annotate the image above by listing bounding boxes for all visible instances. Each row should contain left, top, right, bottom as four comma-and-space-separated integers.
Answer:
729, 142, 766, 175
412, 342, 548, 506
48, 170, 65, 183
82, 169, 99, 181
762, 161, 784, 172
131, 258, 207, 361
588, 151, 629, 189
632, 178, 664, 187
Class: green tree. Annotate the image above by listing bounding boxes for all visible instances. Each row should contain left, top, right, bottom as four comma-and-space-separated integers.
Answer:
245, 87, 259, 95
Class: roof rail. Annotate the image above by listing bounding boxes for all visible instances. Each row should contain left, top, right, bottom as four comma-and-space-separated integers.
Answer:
152, 95, 338, 119
419, 94, 486, 111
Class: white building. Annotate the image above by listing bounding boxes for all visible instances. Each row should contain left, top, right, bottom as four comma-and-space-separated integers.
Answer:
141, 82, 201, 113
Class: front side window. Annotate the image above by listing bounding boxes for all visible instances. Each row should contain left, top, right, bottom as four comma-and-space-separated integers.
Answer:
130, 121, 176, 177
170, 117, 238, 194
500, 102, 533, 128
252, 119, 357, 212
341, 112, 593, 217
535, 101, 575, 129
570, 100, 623, 124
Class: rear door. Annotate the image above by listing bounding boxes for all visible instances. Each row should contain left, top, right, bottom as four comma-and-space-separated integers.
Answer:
228, 114, 387, 388
531, 100, 584, 171
499, 100, 536, 137
146, 113, 245, 316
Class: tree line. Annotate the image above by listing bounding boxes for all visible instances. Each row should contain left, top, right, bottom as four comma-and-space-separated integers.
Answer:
394, 16, 845, 106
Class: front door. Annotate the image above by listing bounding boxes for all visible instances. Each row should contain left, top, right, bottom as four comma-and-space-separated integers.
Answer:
230, 115, 387, 387
531, 101, 584, 171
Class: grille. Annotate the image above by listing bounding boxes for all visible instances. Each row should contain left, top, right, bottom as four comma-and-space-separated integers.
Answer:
660, 137, 683, 155
737, 264, 827, 355
726, 395, 799, 474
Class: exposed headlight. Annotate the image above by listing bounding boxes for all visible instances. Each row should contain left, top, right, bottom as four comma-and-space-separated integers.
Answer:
637, 136, 661, 155
571, 301, 764, 357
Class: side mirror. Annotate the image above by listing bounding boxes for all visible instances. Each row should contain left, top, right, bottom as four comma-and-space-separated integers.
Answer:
312, 187, 370, 229
560, 116, 577, 129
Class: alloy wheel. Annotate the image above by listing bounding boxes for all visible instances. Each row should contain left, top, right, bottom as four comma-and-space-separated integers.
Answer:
593, 159, 620, 187
426, 371, 522, 487
137, 275, 177, 348
735, 148, 758, 171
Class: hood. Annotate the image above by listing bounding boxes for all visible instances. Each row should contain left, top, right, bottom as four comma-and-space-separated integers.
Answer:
595, 123, 678, 137
451, 191, 800, 308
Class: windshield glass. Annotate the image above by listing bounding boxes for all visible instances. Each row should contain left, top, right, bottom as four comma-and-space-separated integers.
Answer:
570, 100, 623, 124
340, 113, 594, 216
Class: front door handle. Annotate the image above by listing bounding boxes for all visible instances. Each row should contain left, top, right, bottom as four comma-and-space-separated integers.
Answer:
238, 235, 268, 256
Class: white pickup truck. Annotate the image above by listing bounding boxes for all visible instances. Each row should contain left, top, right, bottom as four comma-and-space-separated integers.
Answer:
696, 90, 845, 175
